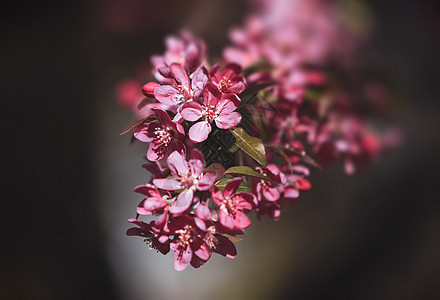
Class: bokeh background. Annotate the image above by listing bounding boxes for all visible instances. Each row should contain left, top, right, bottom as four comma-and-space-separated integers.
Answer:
2, 0, 439, 299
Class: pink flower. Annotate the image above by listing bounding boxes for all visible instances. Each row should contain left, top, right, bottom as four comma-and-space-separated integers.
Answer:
153, 63, 208, 107
169, 215, 238, 271
168, 215, 211, 271
180, 83, 242, 143
211, 177, 255, 229
134, 108, 185, 161
254, 164, 286, 202
153, 149, 217, 215
210, 63, 247, 94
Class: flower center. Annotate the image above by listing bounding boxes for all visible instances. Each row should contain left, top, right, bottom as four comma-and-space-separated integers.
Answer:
219, 77, 232, 92
223, 196, 239, 216
176, 228, 193, 250
204, 226, 218, 249
154, 127, 172, 146
204, 104, 218, 123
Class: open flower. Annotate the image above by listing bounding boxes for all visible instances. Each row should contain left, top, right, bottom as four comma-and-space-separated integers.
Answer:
210, 63, 247, 94
211, 177, 255, 229
153, 63, 208, 108
153, 149, 217, 215
181, 83, 242, 143
254, 164, 286, 202
134, 108, 185, 161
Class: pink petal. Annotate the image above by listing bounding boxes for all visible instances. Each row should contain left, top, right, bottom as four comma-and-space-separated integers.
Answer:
195, 202, 211, 221
136, 200, 152, 215
133, 185, 157, 196
144, 196, 167, 211
170, 189, 194, 215
191, 67, 208, 99
203, 83, 221, 107
263, 186, 280, 202
235, 193, 254, 210
154, 85, 183, 106
219, 210, 234, 229
133, 125, 154, 143
284, 188, 299, 199
167, 151, 189, 178
215, 111, 242, 129
223, 177, 242, 199
228, 82, 246, 94
173, 246, 192, 271
146, 143, 165, 161
170, 63, 190, 91
297, 179, 311, 190
189, 121, 211, 143
153, 178, 183, 191
189, 159, 204, 178
196, 172, 217, 191
181, 101, 204, 122
266, 164, 281, 175
233, 210, 251, 229
221, 93, 241, 108
194, 243, 211, 261
211, 186, 224, 206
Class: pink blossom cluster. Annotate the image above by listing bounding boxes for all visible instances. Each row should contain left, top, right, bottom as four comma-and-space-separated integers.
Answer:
119, 1, 399, 271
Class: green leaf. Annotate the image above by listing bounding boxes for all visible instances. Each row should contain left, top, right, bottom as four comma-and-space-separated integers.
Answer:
215, 178, 252, 193
231, 127, 267, 167
225, 166, 277, 184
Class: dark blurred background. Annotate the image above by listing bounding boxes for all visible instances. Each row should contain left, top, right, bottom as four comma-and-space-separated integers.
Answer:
1, 0, 439, 299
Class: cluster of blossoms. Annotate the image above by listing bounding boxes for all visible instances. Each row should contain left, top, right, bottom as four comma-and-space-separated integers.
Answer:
119, 0, 399, 271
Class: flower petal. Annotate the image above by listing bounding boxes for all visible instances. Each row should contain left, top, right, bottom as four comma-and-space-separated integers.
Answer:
215, 111, 242, 129
167, 150, 189, 178
195, 202, 212, 220
144, 196, 167, 211
153, 178, 183, 191
147, 143, 166, 161
211, 186, 224, 206
181, 101, 204, 122
283, 187, 299, 199
219, 209, 234, 229
203, 83, 221, 107
173, 245, 192, 271
191, 67, 208, 99
223, 177, 242, 199
189, 121, 211, 143
170, 63, 190, 92
189, 159, 204, 178
263, 186, 280, 202
170, 189, 194, 215
194, 242, 211, 261
196, 172, 217, 191
233, 210, 251, 229
154, 85, 183, 106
